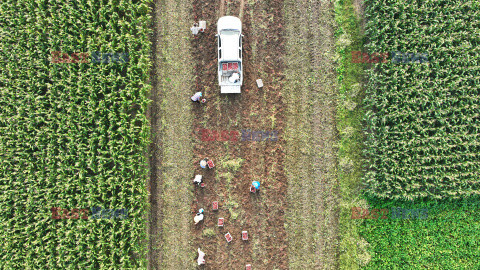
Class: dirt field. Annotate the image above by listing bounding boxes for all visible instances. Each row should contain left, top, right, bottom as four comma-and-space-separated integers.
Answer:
190, 0, 288, 269
149, 0, 339, 269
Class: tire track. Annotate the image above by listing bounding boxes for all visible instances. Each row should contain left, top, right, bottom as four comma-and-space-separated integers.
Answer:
239, 0, 246, 20
219, 0, 226, 17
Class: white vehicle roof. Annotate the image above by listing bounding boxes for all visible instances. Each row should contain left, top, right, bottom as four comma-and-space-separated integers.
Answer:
217, 16, 242, 33
220, 32, 241, 61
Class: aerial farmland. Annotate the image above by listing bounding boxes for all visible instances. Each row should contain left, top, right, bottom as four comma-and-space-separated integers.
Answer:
0, 0, 479, 269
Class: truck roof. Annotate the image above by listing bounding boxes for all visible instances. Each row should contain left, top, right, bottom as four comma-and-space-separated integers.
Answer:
217, 16, 242, 33
220, 31, 241, 61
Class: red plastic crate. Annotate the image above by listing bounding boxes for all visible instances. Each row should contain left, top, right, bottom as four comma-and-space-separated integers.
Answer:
246, 264, 252, 270
218, 218, 224, 227
222, 63, 228, 70
242, 231, 248, 241
207, 160, 215, 168
232, 62, 238, 70
225, 232, 232, 243
200, 183, 205, 188
212, 201, 218, 211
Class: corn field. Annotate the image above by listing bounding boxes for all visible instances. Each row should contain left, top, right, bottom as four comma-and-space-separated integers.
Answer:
0, 0, 151, 268
362, 0, 480, 200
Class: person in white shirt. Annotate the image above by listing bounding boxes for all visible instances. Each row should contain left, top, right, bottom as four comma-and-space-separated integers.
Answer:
194, 208, 204, 225
191, 91, 202, 102
197, 248, 205, 265
191, 23, 199, 35
193, 175, 203, 186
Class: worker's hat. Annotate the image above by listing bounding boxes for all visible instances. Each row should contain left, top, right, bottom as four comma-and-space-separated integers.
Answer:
252, 181, 260, 189
199, 208, 204, 213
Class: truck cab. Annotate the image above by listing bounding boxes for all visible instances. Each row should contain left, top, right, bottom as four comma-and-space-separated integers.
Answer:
217, 16, 243, 94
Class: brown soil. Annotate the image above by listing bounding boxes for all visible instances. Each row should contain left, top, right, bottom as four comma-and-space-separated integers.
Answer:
190, 0, 288, 269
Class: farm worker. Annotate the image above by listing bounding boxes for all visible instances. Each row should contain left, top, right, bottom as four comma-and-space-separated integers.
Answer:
193, 175, 203, 185
194, 208, 204, 225
197, 248, 206, 265
191, 23, 199, 35
200, 158, 209, 169
252, 181, 260, 190
191, 91, 202, 102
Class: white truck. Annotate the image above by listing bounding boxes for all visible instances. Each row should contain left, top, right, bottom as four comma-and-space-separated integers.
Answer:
216, 16, 243, 94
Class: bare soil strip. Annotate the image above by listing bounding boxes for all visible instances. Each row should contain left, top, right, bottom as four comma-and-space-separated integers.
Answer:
149, 0, 195, 269
148, 1, 162, 268
190, 0, 288, 268
283, 0, 339, 269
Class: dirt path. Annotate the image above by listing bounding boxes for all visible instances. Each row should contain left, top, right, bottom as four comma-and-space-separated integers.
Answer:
148, 1, 162, 267
219, 0, 226, 17
148, 0, 195, 269
283, 0, 339, 269
239, 0, 245, 20
190, 0, 288, 269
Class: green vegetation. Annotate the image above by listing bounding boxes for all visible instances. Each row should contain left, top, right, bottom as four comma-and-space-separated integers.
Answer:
284, 0, 339, 268
225, 200, 240, 220
222, 158, 245, 173
360, 198, 480, 269
334, 0, 368, 268
362, 0, 480, 200
219, 171, 234, 186
335, 0, 480, 269
0, 1, 151, 268
336, 0, 480, 269
202, 228, 216, 238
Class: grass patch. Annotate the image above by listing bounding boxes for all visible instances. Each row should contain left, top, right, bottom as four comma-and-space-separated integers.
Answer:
202, 228, 216, 238
225, 200, 240, 221
221, 158, 245, 174
334, 0, 368, 269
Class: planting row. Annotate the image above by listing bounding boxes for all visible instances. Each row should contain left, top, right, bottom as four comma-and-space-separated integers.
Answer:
351, 207, 428, 220
51, 51, 129, 63
51, 207, 129, 220
200, 129, 279, 141
351, 51, 429, 64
